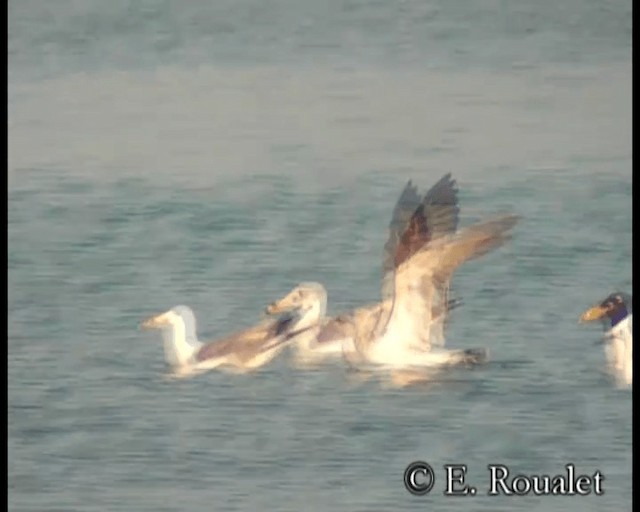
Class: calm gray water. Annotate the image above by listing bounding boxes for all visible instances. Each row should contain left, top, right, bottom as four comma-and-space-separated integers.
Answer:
8, 1, 632, 511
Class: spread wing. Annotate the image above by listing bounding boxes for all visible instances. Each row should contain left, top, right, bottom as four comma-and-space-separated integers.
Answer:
374, 174, 461, 351
195, 313, 297, 364
381, 173, 460, 299
382, 180, 422, 275
378, 214, 519, 353
408, 214, 519, 289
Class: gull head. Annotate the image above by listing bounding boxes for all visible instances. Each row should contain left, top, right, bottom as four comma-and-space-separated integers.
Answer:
141, 305, 197, 332
579, 292, 632, 328
265, 282, 327, 316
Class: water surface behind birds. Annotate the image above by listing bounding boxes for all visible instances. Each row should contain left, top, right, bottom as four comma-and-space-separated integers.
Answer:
8, 1, 631, 510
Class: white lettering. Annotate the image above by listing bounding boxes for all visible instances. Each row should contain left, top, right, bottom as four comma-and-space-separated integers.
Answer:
486, 464, 605, 496
444, 464, 470, 496
566, 464, 575, 494
574, 475, 591, 495
530, 475, 550, 495
593, 471, 605, 495
410, 468, 427, 489
512, 475, 531, 495
551, 475, 567, 494
488, 464, 512, 495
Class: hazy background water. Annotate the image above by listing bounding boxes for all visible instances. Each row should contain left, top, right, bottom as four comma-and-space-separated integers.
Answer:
8, 1, 632, 511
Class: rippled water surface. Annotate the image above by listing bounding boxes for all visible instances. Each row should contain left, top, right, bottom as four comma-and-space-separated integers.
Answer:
9, 1, 632, 510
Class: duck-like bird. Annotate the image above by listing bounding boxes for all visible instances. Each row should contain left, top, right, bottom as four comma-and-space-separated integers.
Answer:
347, 213, 519, 369
579, 292, 632, 387
140, 304, 317, 376
265, 174, 462, 365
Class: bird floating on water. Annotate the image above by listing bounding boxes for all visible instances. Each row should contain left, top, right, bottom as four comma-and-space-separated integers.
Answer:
265, 173, 463, 366
140, 304, 315, 376
579, 292, 632, 388
346, 213, 518, 370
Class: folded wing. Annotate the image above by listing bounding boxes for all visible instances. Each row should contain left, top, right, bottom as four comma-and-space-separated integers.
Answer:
195, 314, 298, 366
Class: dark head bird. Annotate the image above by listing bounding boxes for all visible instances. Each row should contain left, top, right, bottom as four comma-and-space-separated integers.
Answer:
579, 292, 632, 328
579, 292, 632, 387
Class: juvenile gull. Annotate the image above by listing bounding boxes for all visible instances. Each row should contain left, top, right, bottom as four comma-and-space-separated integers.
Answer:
266, 174, 462, 365
140, 304, 317, 376
348, 213, 519, 370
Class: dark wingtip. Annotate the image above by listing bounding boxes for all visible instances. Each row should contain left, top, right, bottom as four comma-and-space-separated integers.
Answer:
446, 297, 463, 311
463, 348, 489, 365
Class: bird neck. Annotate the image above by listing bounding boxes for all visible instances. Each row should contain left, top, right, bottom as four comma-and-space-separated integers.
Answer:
161, 320, 203, 367
610, 307, 630, 328
295, 296, 327, 330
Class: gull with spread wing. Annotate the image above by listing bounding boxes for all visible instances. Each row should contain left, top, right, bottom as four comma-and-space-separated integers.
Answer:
347, 213, 519, 370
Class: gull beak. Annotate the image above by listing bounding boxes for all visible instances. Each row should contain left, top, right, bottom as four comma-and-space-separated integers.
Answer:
579, 304, 610, 324
265, 290, 299, 315
140, 311, 172, 329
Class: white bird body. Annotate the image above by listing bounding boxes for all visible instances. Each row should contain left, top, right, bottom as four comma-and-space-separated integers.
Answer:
141, 305, 313, 376
151, 309, 202, 367
604, 314, 632, 387
350, 215, 518, 369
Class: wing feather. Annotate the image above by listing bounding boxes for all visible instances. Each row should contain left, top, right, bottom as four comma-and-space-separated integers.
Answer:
375, 174, 461, 351
315, 314, 355, 345
379, 214, 519, 350
381, 173, 459, 299
195, 314, 295, 363
403, 214, 519, 284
